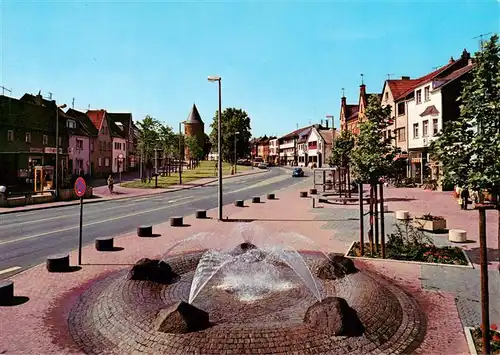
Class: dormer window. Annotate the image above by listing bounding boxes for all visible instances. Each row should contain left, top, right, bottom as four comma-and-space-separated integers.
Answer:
67, 119, 77, 129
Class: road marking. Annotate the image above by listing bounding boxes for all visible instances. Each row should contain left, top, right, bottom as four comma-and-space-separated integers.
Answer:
229, 175, 290, 194
0, 266, 21, 275
168, 196, 193, 203
0, 171, 293, 246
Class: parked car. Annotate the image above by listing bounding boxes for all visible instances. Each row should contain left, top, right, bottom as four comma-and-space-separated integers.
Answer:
258, 162, 268, 169
292, 167, 304, 177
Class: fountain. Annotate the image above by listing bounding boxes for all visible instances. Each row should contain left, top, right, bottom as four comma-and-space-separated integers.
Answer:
66, 223, 426, 354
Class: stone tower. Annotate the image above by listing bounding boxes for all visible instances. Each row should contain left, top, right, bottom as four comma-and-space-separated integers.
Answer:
184, 103, 205, 160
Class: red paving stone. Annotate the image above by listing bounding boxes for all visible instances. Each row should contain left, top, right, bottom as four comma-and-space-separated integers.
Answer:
0, 181, 491, 354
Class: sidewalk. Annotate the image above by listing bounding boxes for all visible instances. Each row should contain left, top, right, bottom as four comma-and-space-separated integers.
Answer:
0, 168, 268, 215
1, 177, 494, 354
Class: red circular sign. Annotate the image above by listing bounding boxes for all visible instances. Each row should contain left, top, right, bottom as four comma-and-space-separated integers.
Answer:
74, 177, 87, 197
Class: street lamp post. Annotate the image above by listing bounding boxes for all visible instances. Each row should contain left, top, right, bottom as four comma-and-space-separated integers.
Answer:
234, 131, 240, 175
55, 103, 67, 199
208, 75, 223, 220
179, 121, 185, 185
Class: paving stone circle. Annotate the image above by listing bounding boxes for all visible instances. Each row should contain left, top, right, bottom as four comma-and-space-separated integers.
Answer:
67, 251, 425, 354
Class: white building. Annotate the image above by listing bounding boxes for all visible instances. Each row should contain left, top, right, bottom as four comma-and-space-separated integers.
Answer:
406, 57, 473, 183
306, 126, 335, 168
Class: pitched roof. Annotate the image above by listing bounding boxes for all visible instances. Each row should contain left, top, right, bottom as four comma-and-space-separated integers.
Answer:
280, 125, 313, 140
66, 109, 99, 137
297, 127, 312, 143
345, 105, 359, 121
186, 103, 203, 124
20, 93, 57, 109
387, 79, 421, 100
86, 109, 107, 130
108, 112, 133, 137
317, 129, 335, 145
432, 64, 475, 90
0, 95, 55, 130
420, 105, 440, 117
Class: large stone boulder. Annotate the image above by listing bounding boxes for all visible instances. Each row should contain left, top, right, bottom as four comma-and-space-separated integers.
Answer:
155, 301, 210, 333
128, 258, 177, 284
317, 255, 357, 280
304, 297, 364, 336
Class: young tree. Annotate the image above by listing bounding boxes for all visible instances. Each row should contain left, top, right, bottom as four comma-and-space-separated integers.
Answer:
432, 35, 499, 354
330, 130, 355, 196
203, 133, 212, 159
209, 108, 252, 162
185, 135, 204, 161
157, 123, 176, 174
137, 115, 161, 179
351, 95, 396, 256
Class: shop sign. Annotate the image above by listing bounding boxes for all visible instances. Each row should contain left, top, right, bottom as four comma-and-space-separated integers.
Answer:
30, 148, 44, 153
44, 147, 63, 154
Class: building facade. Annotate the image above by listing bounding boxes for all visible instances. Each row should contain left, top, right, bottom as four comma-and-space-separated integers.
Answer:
86, 110, 114, 177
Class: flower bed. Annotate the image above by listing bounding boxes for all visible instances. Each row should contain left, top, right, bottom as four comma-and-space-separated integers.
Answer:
347, 242, 469, 265
414, 213, 447, 232
470, 324, 500, 354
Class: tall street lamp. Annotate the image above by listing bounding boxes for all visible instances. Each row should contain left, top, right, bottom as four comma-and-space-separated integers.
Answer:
234, 131, 240, 174
179, 121, 186, 185
55, 103, 67, 199
207, 75, 223, 220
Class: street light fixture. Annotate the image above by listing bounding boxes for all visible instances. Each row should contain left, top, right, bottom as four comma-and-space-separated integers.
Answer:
55, 103, 67, 199
207, 75, 223, 220
234, 131, 240, 174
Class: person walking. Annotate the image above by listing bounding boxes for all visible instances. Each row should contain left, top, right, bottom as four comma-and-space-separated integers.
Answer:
107, 174, 114, 194
460, 187, 469, 210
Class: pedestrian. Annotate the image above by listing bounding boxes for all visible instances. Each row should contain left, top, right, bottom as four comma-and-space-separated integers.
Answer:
107, 174, 114, 194
460, 187, 469, 210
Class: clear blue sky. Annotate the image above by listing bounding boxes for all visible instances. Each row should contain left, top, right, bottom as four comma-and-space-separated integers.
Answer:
1, 1, 498, 137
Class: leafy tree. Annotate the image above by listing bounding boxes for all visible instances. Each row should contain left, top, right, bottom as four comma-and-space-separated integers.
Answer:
203, 133, 212, 158
137, 115, 161, 162
431, 35, 499, 352
185, 135, 204, 160
351, 96, 396, 183
209, 108, 252, 162
330, 130, 355, 167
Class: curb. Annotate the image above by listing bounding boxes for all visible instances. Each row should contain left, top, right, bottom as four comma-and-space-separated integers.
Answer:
0, 169, 269, 215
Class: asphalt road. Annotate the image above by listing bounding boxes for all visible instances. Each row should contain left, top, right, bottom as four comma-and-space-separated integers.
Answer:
0, 167, 306, 278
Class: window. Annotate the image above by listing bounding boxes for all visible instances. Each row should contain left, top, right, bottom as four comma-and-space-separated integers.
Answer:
90, 141, 94, 152
433, 119, 439, 135
397, 102, 405, 116
58, 137, 62, 146
104, 158, 110, 167
385, 92, 389, 101
7, 130, 13, 142
413, 123, 419, 138
25, 132, 31, 143
423, 120, 429, 137
416, 90, 422, 104
76, 139, 84, 150
99, 142, 102, 151
43, 135, 48, 145
98, 158, 102, 167
107, 142, 111, 151
424, 86, 430, 101
398, 128, 406, 142
66, 120, 77, 129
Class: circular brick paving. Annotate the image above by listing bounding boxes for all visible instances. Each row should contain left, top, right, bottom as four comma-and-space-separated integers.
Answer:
68, 251, 425, 355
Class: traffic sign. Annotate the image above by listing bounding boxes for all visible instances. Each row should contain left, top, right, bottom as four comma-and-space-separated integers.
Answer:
74, 177, 87, 198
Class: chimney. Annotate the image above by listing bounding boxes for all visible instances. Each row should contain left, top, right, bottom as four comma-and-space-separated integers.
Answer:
461, 49, 470, 60
320, 119, 323, 127
449, 56, 455, 63
325, 120, 329, 129
401, 76, 410, 80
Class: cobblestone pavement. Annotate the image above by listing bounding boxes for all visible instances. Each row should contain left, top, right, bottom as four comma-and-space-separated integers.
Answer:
0, 177, 481, 354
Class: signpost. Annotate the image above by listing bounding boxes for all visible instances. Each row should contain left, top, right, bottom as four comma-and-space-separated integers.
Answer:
74, 177, 87, 265
117, 154, 124, 184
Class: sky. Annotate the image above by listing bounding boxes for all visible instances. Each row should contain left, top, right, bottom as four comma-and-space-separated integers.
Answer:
1, 1, 499, 138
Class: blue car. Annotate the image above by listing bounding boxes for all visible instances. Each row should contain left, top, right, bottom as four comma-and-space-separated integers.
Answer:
292, 167, 304, 177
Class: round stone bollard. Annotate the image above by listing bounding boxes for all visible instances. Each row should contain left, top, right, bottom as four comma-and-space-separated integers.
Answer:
170, 216, 183, 227
252, 196, 260, 203
395, 210, 410, 220
0, 280, 14, 306
300, 191, 308, 198
449, 229, 467, 243
46, 254, 70, 272
137, 225, 153, 237
267, 193, 275, 200
235, 200, 244, 207
196, 210, 207, 219
95, 237, 114, 251
309, 188, 317, 195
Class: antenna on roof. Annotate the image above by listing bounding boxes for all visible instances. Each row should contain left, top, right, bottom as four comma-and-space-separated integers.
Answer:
296, 123, 298, 129
0, 86, 12, 96
432, 65, 441, 70
88, 104, 91, 109
360, 73, 364, 85
72, 98, 75, 109
341, 87, 345, 97
472, 32, 493, 50
48, 92, 53, 100
387, 74, 396, 80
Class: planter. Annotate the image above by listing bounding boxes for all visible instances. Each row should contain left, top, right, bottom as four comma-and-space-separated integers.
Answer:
465, 326, 500, 355
414, 218, 447, 232
464, 327, 478, 355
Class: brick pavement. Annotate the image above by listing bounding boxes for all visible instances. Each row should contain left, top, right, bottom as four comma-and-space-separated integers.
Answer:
0, 169, 267, 215
0, 177, 488, 354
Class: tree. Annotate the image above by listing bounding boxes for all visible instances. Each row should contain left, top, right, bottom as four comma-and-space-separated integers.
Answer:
330, 130, 355, 168
431, 35, 499, 354
351, 95, 397, 257
209, 108, 252, 162
185, 135, 204, 161
203, 133, 212, 158
137, 115, 161, 179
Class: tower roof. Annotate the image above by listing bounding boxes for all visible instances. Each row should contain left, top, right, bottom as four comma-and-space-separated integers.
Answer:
186, 103, 203, 124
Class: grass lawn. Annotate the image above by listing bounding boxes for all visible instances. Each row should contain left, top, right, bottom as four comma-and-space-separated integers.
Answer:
121, 161, 251, 189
